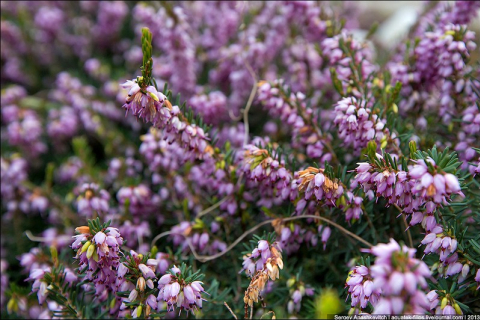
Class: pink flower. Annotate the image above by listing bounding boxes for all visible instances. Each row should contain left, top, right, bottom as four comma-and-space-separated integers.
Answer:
368, 239, 430, 314
138, 264, 155, 279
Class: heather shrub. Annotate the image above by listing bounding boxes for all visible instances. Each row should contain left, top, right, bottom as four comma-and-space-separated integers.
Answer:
1, 1, 480, 319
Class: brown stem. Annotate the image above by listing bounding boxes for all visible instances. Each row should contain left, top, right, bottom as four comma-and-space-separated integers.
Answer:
184, 214, 373, 263
395, 204, 413, 248
224, 302, 238, 319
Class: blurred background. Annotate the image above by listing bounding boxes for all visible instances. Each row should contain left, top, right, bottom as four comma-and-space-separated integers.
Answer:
356, 1, 480, 61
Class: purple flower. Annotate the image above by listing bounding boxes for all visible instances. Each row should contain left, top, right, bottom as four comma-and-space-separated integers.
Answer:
475, 269, 480, 290
257, 80, 332, 162
241, 239, 283, 281
366, 239, 430, 314
76, 183, 110, 217
0, 259, 8, 307
296, 167, 343, 208
188, 90, 228, 126
117, 184, 161, 216
346, 265, 381, 311
71, 225, 123, 300
27, 267, 51, 305
320, 226, 331, 250
241, 144, 294, 208
156, 267, 207, 314
334, 97, 389, 153
138, 264, 155, 279
121, 79, 167, 124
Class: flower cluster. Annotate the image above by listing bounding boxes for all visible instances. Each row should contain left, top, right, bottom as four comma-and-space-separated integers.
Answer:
241, 144, 293, 207
286, 277, 314, 315
242, 239, 284, 310
352, 152, 463, 230
157, 266, 207, 314
76, 183, 110, 217
117, 250, 158, 318
117, 184, 161, 217
2, 106, 46, 157
121, 79, 211, 160
345, 265, 381, 313
71, 221, 123, 300
274, 223, 323, 254
321, 31, 377, 97
296, 167, 344, 207
366, 239, 431, 315
420, 224, 462, 277
334, 97, 389, 153
426, 290, 463, 315
241, 240, 283, 277
257, 80, 332, 161
2, 1, 480, 319
188, 90, 228, 126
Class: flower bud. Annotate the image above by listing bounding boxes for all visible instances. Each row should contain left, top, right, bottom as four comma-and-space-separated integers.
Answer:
453, 303, 462, 315
137, 277, 146, 292
440, 297, 448, 309
150, 245, 158, 257
461, 264, 469, 278
348, 308, 356, 316
86, 243, 95, 259
299, 285, 306, 295
148, 92, 159, 102
287, 278, 295, 288
146, 279, 154, 289
392, 103, 398, 114
128, 289, 138, 302
75, 226, 90, 234
110, 298, 116, 309
93, 248, 99, 262
7, 298, 17, 314
81, 241, 91, 253
50, 246, 58, 262
137, 305, 143, 318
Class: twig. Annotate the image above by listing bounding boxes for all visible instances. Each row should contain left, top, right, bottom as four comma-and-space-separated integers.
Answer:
224, 302, 238, 319
25, 230, 49, 243
239, 6, 259, 147
242, 58, 258, 146
395, 204, 413, 248
185, 214, 373, 263
196, 196, 230, 219
260, 311, 276, 319
229, 108, 243, 121
150, 230, 172, 248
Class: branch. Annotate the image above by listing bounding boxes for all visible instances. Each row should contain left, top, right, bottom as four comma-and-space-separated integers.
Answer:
395, 204, 413, 248
242, 52, 258, 146
185, 214, 373, 263
196, 196, 230, 219
224, 301, 238, 319
150, 230, 172, 248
